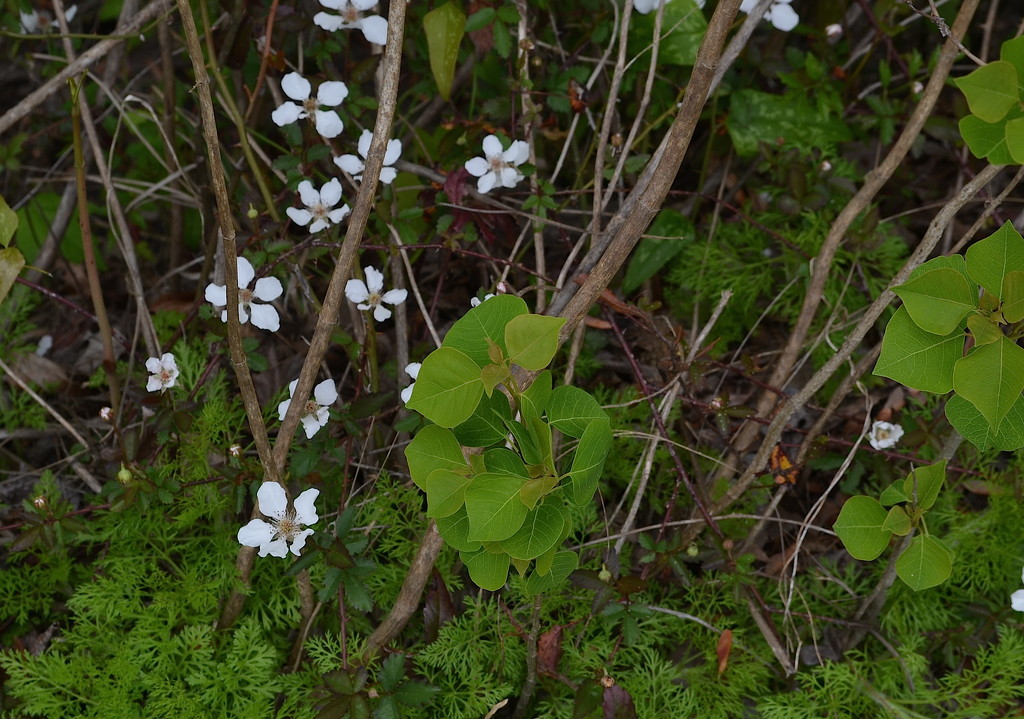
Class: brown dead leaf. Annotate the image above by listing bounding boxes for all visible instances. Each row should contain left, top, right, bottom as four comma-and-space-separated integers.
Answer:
717, 628, 733, 676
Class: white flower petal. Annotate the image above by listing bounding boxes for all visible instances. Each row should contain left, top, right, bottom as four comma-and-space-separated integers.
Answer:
477, 171, 497, 194
345, 278, 370, 303
364, 265, 384, 293
1012, 588, 1024, 612
281, 72, 311, 101
238, 518, 277, 548
405, 362, 421, 380
297, 180, 319, 207
257, 482, 289, 519
145, 357, 163, 373
249, 303, 280, 332
272, 102, 303, 127
335, 154, 365, 175
498, 166, 522, 188
739, 0, 758, 11
320, 178, 343, 207
504, 140, 530, 165
351, 0, 377, 10
253, 276, 283, 302
328, 205, 351, 223
318, 81, 349, 107
260, 538, 290, 558
313, 11, 345, 31
278, 398, 292, 421
309, 218, 328, 234
20, 11, 39, 33
769, 3, 799, 31
314, 379, 338, 406
401, 384, 414, 404
465, 157, 489, 177
381, 288, 407, 306
314, 110, 344, 139
318, 0, 346, 11
379, 167, 397, 184
289, 529, 314, 555
383, 138, 403, 165
287, 207, 314, 226
236, 256, 256, 288
357, 15, 388, 45
482, 134, 503, 158
300, 413, 321, 438
372, 304, 393, 322
237, 302, 250, 325
357, 129, 373, 158
147, 375, 164, 392
288, 379, 300, 396
294, 487, 321, 524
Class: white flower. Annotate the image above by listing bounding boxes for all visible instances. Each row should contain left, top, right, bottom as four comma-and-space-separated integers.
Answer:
345, 265, 408, 322
825, 22, 842, 41
334, 129, 402, 184
237, 483, 319, 558
21, 4, 76, 33
145, 353, 179, 392
204, 256, 283, 332
470, 293, 495, 308
313, 0, 389, 45
1012, 567, 1024, 612
271, 72, 349, 139
868, 421, 904, 451
287, 178, 351, 233
278, 378, 338, 439
464, 134, 530, 194
400, 362, 421, 405
739, 0, 798, 32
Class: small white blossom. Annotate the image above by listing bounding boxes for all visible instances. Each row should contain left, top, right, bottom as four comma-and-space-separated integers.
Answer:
20, 4, 76, 33
99, 407, 113, 422
912, 81, 924, 95
345, 266, 407, 322
145, 353, 179, 393
314, 0, 388, 45
825, 22, 842, 41
287, 178, 351, 233
1012, 567, 1024, 612
278, 378, 338, 439
868, 421, 904, 451
739, 0, 798, 32
204, 256, 283, 332
470, 293, 495, 308
271, 72, 349, 139
229, 444, 243, 457
237, 483, 319, 558
334, 129, 402, 184
464, 134, 530, 194
400, 362, 421, 405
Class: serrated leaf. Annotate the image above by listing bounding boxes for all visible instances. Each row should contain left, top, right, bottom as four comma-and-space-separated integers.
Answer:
405, 425, 465, 490
423, 2, 465, 102
833, 496, 892, 561
896, 534, 953, 591
955, 60, 1019, 123
952, 336, 1024, 432
505, 314, 565, 370
406, 347, 483, 428
464, 472, 528, 542
894, 268, 977, 335
965, 221, 1024, 299
945, 392, 1024, 451
874, 306, 963, 393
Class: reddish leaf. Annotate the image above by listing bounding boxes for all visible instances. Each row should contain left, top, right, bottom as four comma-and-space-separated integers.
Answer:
537, 625, 564, 676
717, 629, 733, 676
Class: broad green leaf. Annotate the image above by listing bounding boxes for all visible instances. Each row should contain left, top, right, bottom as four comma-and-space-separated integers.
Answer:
0, 247, 25, 305
874, 307, 963, 393
464, 472, 528, 542
422, 2, 465, 102
529, 415, 554, 472
893, 268, 977, 335
945, 392, 1024, 451
1002, 270, 1024, 322
505, 419, 541, 466
952, 336, 1024, 431
833, 495, 891, 561
453, 390, 513, 447
727, 89, 852, 157
623, 210, 693, 294
520, 369, 552, 421
501, 501, 564, 560
436, 507, 481, 552
965, 221, 1024, 299
505, 314, 565, 370
484, 447, 529, 477
1000, 35, 1024, 79
480, 363, 510, 396
569, 418, 612, 506
524, 550, 578, 594
461, 549, 510, 591
881, 506, 911, 536
954, 60, 1019, 123
907, 254, 971, 283
547, 385, 608, 438
406, 347, 483, 428
627, 0, 706, 67
405, 425, 465, 490
443, 294, 528, 367
967, 314, 1003, 346
0, 194, 17, 247
1006, 116, 1024, 164
425, 468, 471, 519
519, 474, 559, 509
902, 460, 946, 512
959, 113, 1016, 165
879, 479, 909, 507
896, 534, 953, 591
535, 545, 557, 576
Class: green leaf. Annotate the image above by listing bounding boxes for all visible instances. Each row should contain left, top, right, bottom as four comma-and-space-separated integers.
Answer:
436, 507, 482, 553
893, 268, 977, 335
406, 347, 483, 428
484, 447, 530, 477
1000, 35, 1024, 79
505, 314, 565, 370
622, 210, 692, 294
425, 468, 471, 519
965, 221, 1024, 299
878, 480, 909, 507
833, 495, 892, 561
967, 314, 1003, 346
874, 307, 963, 393
945, 392, 1024, 451
547, 385, 608, 438
0, 247, 25, 305
443, 294, 528, 367
423, 2, 465, 102
506, 419, 542, 466
954, 60, 1019, 123
627, 0, 707, 67
464, 7, 494, 32
959, 112, 1017, 164
405, 425, 465, 490
902, 460, 946, 512
727, 89, 852, 157
520, 370, 552, 421
568, 419, 612, 505
519, 474, 559, 510
452, 389, 512, 447
0, 194, 17, 248
501, 501, 565, 560
524, 551, 578, 594
952, 336, 1024, 432
464, 472, 528, 542
881, 506, 912, 536
1002, 270, 1024, 322
896, 534, 953, 591
462, 549, 510, 591
1006, 116, 1024, 164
